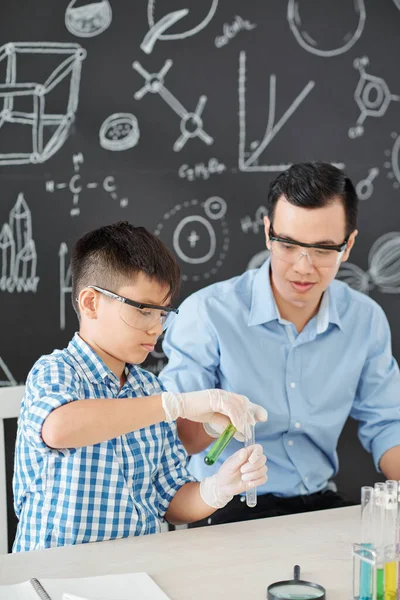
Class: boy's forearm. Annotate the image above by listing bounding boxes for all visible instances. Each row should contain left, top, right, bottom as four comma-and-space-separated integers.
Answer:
164, 482, 215, 525
41, 395, 165, 449
177, 418, 214, 454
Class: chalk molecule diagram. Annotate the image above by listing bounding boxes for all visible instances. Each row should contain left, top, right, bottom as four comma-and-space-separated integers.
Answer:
154, 197, 229, 282
349, 57, 400, 139
141, 0, 219, 54
336, 232, 400, 295
45, 153, 128, 217
0, 42, 86, 165
356, 168, 379, 201
287, 0, 366, 58
65, 0, 112, 38
133, 59, 213, 152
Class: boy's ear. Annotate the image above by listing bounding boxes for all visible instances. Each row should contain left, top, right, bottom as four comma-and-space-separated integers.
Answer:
78, 288, 98, 320
341, 229, 358, 263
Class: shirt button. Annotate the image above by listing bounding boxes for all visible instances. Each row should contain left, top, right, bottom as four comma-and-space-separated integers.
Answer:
295, 422, 301, 429
290, 382, 296, 388
304, 476, 309, 482
288, 440, 294, 446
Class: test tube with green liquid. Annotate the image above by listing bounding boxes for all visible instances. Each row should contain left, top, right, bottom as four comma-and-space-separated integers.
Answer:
204, 423, 236, 465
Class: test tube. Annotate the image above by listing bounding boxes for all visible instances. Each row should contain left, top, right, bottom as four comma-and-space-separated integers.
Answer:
384, 481, 398, 600
204, 423, 236, 466
375, 482, 387, 600
244, 412, 257, 508
360, 486, 375, 600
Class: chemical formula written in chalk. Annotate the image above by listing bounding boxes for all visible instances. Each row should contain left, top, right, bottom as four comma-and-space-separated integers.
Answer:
45, 153, 128, 217
178, 158, 226, 181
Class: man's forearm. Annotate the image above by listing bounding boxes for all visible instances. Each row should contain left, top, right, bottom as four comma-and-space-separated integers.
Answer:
176, 417, 214, 454
164, 482, 215, 524
379, 445, 400, 479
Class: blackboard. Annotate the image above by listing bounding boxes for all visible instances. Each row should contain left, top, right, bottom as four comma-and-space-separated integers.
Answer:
0, 0, 398, 549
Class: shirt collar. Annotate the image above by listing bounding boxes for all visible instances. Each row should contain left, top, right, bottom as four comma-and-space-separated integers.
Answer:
67, 333, 142, 387
248, 258, 343, 332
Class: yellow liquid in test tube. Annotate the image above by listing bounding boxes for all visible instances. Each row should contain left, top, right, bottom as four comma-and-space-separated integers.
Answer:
384, 561, 396, 600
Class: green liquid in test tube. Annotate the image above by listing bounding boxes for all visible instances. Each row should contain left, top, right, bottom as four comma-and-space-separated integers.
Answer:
204, 423, 237, 465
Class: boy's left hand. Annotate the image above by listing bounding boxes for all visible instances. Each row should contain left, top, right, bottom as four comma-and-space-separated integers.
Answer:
199, 444, 268, 509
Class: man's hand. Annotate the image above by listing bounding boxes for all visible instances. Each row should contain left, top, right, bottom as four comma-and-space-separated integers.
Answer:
161, 389, 267, 437
200, 444, 268, 508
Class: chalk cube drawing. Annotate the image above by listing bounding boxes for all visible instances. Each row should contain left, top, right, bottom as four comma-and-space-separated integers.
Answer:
0, 42, 86, 165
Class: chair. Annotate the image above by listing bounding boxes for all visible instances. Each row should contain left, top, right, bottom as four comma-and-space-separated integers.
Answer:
0, 385, 24, 553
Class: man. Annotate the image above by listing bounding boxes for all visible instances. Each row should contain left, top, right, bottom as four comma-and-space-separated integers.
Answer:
160, 162, 400, 526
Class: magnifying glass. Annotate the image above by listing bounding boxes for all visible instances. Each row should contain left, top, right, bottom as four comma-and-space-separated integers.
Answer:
267, 565, 326, 600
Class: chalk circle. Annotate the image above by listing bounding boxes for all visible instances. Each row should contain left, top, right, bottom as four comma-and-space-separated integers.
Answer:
204, 196, 227, 220
391, 133, 400, 185
99, 113, 140, 151
287, 0, 365, 57
173, 216, 216, 264
148, 0, 219, 40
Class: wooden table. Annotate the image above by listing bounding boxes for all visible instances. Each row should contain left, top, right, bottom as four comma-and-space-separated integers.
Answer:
0, 506, 360, 599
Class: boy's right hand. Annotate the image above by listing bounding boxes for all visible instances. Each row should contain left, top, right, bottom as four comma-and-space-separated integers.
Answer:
161, 389, 267, 436
200, 444, 268, 508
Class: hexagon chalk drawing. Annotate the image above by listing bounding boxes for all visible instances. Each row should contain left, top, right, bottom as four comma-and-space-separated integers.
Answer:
349, 57, 400, 138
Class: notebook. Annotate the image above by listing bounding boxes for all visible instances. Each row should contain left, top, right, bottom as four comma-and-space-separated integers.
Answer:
0, 572, 171, 600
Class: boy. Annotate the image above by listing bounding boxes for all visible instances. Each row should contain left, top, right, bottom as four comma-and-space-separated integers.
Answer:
13, 222, 267, 552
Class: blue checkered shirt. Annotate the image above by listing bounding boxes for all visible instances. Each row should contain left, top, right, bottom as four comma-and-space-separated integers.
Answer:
13, 333, 195, 552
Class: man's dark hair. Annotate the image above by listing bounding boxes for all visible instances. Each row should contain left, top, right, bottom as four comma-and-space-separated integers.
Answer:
71, 221, 180, 315
267, 162, 358, 237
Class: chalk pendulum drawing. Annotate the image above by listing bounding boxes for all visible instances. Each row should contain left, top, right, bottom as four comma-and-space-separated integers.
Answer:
287, 0, 366, 57
65, 0, 112, 38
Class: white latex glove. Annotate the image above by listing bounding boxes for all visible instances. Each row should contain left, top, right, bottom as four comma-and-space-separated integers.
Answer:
203, 406, 268, 442
200, 444, 268, 508
161, 389, 267, 436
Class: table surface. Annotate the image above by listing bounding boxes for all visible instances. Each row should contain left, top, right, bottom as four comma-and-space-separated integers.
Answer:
0, 505, 360, 599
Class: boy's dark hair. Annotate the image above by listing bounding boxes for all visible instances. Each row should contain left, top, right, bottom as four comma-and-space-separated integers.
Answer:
71, 221, 180, 315
267, 162, 358, 237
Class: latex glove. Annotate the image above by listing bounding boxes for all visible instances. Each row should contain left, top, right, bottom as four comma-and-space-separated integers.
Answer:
161, 389, 267, 436
200, 444, 267, 508
203, 406, 268, 442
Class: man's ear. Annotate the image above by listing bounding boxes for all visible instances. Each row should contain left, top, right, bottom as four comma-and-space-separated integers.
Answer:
341, 229, 358, 263
78, 288, 98, 320
264, 216, 272, 250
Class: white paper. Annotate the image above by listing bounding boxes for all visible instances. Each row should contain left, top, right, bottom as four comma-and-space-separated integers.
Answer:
0, 572, 171, 600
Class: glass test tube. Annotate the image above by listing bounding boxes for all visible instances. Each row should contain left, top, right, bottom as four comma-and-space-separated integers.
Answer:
244, 413, 257, 508
360, 486, 375, 600
375, 482, 387, 600
384, 481, 398, 600
204, 423, 236, 466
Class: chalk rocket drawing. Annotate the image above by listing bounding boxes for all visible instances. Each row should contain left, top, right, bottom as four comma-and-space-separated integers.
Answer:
65, 0, 112, 38
141, 0, 219, 54
133, 59, 213, 152
287, 0, 366, 58
0, 194, 39, 293
59, 243, 72, 330
0, 42, 86, 165
0, 357, 17, 387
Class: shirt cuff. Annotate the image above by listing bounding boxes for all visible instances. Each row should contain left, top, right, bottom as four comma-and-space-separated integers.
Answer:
371, 428, 400, 472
